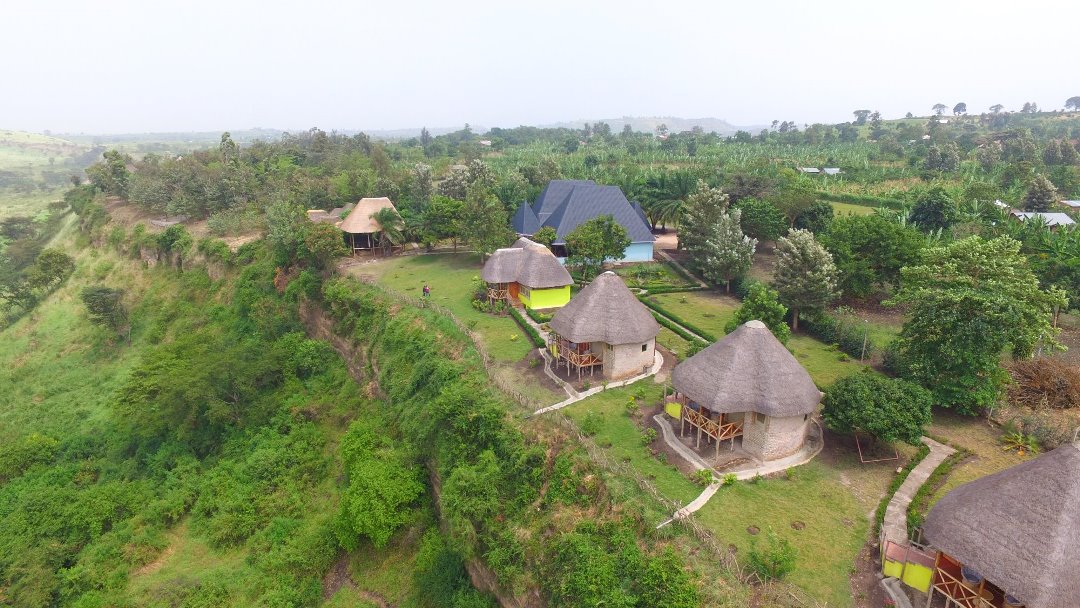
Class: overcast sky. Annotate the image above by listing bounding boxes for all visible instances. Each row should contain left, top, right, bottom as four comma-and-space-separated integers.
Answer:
3, 0, 1077, 134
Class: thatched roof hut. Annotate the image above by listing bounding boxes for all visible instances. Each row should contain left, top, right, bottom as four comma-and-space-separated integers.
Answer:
923, 441, 1080, 608
672, 320, 820, 417
481, 238, 572, 289
549, 271, 658, 345
339, 197, 397, 234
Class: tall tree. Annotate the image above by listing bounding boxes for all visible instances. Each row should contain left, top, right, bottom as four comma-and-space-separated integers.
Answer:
952, 102, 967, 115
733, 198, 787, 241
1023, 174, 1058, 212
769, 182, 818, 229
820, 215, 925, 298
990, 103, 1004, 113
822, 372, 932, 445
565, 215, 630, 282
1067, 96, 1080, 112
889, 237, 1066, 414
724, 282, 790, 343
459, 187, 512, 259
679, 181, 729, 255
932, 103, 948, 116
697, 208, 756, 292
909, 187, 959, 231
772, 229, 839, 329
852, 110, 871, 125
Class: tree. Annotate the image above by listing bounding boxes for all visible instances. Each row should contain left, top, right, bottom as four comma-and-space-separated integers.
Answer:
820, 215, 925, 298
1023, 174, 1058, 212
419, 195, 463, 250
679, 181, 730, 256
990, 104, 1005, 114
769, 183, 818, 229
932, 103, 947, 116
909, 187, 959, 231
852, 110, 871, 125
1067, 96, 1080, 112
371, 207, 405, 255
459, 187, 512, 259
265, 197, 307, 263
724, 282, 790, 343
533, 226, 557, 248
889, 237, 1067, 414
24, 248, 75, 292
733, 198, 787, 241
303, 222, 348, 270
80, 285, 127, 334
952, 102, 967, 115
772, 229, 838, 329
822, 371, 932, 445
696, 208, 756, 292
1022, 101, 1039, 113
565, 215, 630, 282
85, 149, 132, 197
793, 200, 834, 234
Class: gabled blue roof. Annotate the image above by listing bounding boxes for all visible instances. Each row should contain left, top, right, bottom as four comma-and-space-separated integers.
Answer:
532, 181, 654, 245
511, 201, 540, 235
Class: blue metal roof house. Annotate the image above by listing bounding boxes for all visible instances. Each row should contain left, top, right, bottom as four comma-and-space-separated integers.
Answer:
511, 180, 655, 263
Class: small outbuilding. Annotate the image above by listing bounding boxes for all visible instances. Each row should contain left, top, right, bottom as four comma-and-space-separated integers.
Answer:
669, 320, 822, 461
1009, 210, 1076, 229
481, 238, 573, 310
338, 197, 400, 253
547, 271, 659, 380
922, 439, 1080, 608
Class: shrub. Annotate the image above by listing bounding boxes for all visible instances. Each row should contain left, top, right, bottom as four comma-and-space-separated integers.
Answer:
580, 411, 602, 436
692, 469, 714, 486
822, 371, 932, 446
747, 529, 797, 581
724, 282, 790, 344
640, 428, 657, 446
721, 473, 738, 486
800, 310, 875, 359
624, 398, 639, 416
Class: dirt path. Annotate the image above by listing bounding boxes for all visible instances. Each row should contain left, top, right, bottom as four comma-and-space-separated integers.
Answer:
322, 553, 394, 608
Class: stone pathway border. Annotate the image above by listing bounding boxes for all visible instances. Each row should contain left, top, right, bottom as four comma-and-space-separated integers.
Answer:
881, 437, 955, 547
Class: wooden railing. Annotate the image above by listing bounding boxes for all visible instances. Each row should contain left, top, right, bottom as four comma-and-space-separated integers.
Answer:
932, 569, 996, 608
565, 349, 602, 368
684, 407, 743, 441
487, 287, 510, 302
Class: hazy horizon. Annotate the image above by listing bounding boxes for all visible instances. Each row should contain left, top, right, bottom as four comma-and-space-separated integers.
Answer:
3, 0, 1078, 134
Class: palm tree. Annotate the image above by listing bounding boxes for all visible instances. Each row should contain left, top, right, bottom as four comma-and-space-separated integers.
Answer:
371, 207, 405, 255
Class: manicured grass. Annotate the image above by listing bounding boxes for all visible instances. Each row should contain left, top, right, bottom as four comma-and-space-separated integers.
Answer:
656, 326, 692, 359
646, 291, 871, 387
564, 385, 701, 506
830, 201, 877, 216
925, 410, 1030, 507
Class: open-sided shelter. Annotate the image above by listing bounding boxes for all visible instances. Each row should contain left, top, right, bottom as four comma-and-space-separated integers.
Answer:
338, 197, 399, 253
922, 439, 1080, 608
547, 271, 658, 380
481, 238, 573, 310
669, 320, 821, 461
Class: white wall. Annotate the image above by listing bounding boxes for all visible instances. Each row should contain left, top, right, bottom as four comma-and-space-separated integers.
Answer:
602, 339, 655, 380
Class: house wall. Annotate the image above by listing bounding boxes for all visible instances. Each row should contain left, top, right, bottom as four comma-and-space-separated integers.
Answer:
518, 285, 570, 310
741, 412, 810, 461
602, 339, 655, 380
554, 242, 654, 265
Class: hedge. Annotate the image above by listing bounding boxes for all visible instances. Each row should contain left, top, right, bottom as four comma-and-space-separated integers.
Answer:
650, 312, 708, 346
873, 443, 930, 537
816, 191, 906, 210
799, 312, 875, 360
509, 307, 546, 348
640, 286, 706, 295
638, 298, 718, 342
526, 308, 554, 324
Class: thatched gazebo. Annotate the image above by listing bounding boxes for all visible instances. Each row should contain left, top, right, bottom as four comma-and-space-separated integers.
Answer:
338, 197, 399, 254
922, 439, 1080, 608
547, 271, 659, 380
481, 238, 573, 310
669, 320, 822, 461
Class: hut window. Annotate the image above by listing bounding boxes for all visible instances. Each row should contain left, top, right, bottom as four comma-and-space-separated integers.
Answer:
641, 343, 648, 352
755, 412, 766, 424
803, 414, 809, 421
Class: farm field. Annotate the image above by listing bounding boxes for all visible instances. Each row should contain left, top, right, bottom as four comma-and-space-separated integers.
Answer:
829, 201, 877, 216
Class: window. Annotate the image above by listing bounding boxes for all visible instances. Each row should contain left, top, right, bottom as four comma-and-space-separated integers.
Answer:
804, 414, 809, 421
756, 412, 767, 424
641, 344, 648, 352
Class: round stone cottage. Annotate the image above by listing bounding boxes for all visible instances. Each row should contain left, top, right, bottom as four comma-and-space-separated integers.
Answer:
670, 320, 822, 462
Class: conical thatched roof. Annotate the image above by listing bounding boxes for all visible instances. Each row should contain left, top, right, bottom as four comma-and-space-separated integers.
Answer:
549, 271, 658, 344
671, 320, 820, 416
924, 441, 1080, 608
481, 239, 573, 289
339, 197, 397, 234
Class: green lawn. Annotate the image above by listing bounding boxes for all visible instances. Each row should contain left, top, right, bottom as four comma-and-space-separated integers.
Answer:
830, 201, 877, 217
645, 291, 872, 387
352, 253, 565, 406
693, 460, 870, 608
564, 385, 701, 505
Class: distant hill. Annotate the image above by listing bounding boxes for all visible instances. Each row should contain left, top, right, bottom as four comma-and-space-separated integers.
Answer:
538, 116, 765, 136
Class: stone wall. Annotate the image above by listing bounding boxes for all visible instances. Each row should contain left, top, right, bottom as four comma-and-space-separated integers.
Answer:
602, 339, 655, 380
742, 412, 810, 461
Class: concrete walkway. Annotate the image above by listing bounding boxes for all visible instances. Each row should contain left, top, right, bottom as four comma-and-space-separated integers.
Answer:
529, 350, 665, 416
881, 437, 955, 546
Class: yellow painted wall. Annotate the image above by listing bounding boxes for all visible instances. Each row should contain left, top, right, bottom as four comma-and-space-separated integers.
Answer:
518, 285, 570, 310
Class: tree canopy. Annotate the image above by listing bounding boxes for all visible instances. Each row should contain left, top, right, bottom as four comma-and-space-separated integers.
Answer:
820, 214, 925, 298
822, 371, 932, 445
565, 215, 630, 281
772, 229, 838, 329
724, 282, 790, 344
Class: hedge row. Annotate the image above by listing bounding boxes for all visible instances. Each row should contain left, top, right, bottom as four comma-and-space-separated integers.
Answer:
510, 307, 546, 348
873, 443, 930, 536
799, 312, 876, 359
638, 298, 718, 342
650, 311, 708, 346
641, 286, 706, 295
526, 308, 554, 324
